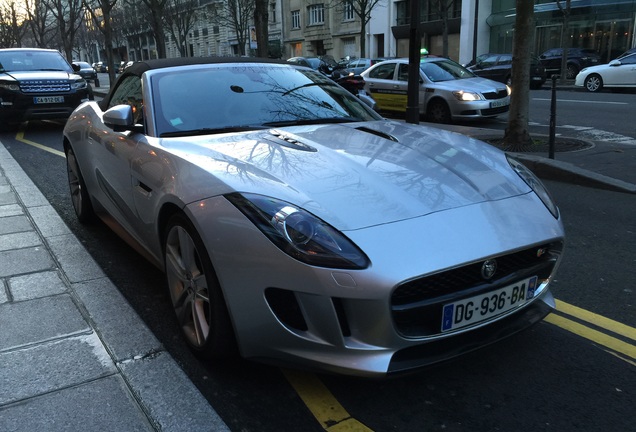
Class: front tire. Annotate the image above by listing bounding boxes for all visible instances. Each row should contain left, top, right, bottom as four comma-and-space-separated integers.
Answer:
164, 214, 236, 360
65, 145, 94, 223
584, 74, 603, 92
427, 99, 452, 124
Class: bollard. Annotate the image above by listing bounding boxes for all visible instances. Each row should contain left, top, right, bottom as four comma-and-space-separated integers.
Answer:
548, 75, 557, 159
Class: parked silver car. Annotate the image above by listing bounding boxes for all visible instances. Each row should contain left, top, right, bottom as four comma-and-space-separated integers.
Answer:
63, 58, 564, 377
361, 57, 511, 123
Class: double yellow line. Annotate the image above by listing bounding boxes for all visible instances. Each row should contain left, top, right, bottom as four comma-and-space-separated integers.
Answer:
284, 300, 636, 431
545, 299, 636, 364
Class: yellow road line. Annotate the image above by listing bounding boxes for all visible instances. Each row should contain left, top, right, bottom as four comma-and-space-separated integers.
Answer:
555, 299, 636, 342
16, 129, 66, 158
282, 369, 373, 431
544, 314, 636, 359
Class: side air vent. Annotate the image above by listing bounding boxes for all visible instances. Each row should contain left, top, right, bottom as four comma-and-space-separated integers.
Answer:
268, 130, 317, 152
265, 288, 308, 331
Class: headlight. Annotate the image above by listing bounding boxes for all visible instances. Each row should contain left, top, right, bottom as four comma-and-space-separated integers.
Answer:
452, 90, 480, 101
71, 79, 87, 90
226, 193, 369, 269
0, 81, 20, 91
507, 156, 559, 218
506, 85, 512, 95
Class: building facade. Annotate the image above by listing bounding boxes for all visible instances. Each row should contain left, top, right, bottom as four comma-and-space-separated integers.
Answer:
278, 0, 636, 65
113, 0, 636, 66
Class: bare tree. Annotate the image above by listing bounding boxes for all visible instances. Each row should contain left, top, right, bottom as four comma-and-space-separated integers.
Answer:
84, 0, 120, 86
502, 0, 534, 150
0, 1, 28, 48
434, 0, 453, 58
330, 0, 384, 57
25, 0, 57, 48
163, 0, 198, 57
120, 1, 153, 60
45, 0, 85, 61
137, 0, 169, 58
209, 0, 255, 56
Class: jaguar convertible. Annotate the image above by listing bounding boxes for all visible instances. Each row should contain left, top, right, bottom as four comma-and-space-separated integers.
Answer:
63, 57, 564, 377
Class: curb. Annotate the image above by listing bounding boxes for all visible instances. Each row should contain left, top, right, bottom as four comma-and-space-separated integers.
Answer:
511, 153, 636, 195
0, 142, 230, 431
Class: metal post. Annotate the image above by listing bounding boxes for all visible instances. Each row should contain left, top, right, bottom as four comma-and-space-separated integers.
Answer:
548, 75, 557, 159
405, 0, 421, 124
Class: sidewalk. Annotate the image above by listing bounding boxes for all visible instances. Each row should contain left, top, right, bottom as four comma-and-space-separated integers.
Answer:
0, 143, 230, 431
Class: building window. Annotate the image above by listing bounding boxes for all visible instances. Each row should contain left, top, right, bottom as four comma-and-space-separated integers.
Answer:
308, 4, 324, 25
271, 2, 276, 23
344, 2, 354, 21
291, 10, 301, 29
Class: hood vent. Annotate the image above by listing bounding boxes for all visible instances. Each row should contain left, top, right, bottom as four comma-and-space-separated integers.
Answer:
268, 130, 317, 152
355, 126, 399, 142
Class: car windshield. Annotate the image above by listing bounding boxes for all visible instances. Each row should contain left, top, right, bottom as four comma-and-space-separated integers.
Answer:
151, 64, 381, 137
0, 50, 72, 73
420, 59, 476, 82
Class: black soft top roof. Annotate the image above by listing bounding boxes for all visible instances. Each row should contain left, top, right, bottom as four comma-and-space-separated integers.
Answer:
125, 56, 286, 76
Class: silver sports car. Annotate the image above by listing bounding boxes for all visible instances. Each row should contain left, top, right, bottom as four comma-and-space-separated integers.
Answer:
63, 58, 564, 377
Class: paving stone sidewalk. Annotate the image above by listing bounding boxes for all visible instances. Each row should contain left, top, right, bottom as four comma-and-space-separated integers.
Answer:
0, 142, 229, 432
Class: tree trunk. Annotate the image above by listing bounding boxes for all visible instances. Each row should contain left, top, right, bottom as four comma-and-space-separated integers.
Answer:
502, 0, 534, 151
359, 18, 366, 57
254, 0, 269, 58
558, 0, 571, 83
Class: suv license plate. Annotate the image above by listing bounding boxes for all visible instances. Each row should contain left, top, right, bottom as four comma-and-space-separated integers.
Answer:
441, 276, 538, 332
34, 96, 65, 104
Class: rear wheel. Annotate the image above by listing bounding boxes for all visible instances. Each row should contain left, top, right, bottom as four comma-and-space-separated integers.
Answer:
584, 74, 603, 92
566, 63, 579, 79
427, 99, 452, 124
164, 214, 236, 360
65, 145, 94, 223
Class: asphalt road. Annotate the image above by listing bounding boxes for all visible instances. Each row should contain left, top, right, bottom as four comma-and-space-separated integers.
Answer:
1, 116, 634, 431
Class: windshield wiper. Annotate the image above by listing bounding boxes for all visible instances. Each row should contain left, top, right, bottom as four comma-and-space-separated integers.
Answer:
160, 125, 268, 138
262, 117, 359, 127
282, 82, 340, 96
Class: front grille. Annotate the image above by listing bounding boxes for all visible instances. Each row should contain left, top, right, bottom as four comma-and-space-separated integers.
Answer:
20, 80, 71, 93
481, 106, 509, 116
391, 242, 563, 337
482, 89, 508, 100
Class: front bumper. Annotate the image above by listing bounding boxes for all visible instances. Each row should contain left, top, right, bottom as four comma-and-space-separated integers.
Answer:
185, 191, 564, 377
0, 90, 90, 122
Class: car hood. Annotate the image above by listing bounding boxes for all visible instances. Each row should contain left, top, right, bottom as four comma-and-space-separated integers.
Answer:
161, 121, 530, 230
1, 70, 77, 81
430, 77, 508, 94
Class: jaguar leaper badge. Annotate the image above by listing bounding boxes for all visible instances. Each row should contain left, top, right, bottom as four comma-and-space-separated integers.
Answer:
481, 259, 498, 279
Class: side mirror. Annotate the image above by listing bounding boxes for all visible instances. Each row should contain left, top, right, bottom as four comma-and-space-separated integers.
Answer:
103, 104, 143, 133
609, 59, 621, 66
71, 63, 80, 72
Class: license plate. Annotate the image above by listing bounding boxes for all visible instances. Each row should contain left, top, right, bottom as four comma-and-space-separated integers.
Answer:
34, 96, 64, 104
490, 97, 510, 108
441, 276, 538, 332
